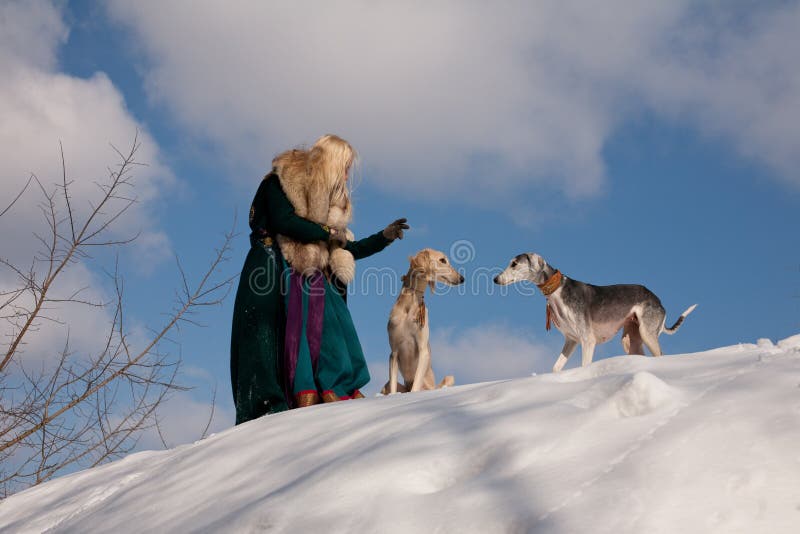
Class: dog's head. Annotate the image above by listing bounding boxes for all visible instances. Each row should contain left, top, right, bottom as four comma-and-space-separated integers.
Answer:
494, 253, 549, 285
405, 248, 465, 289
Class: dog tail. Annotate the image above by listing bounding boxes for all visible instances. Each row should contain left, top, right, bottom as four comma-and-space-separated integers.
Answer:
663, 304, 697, 334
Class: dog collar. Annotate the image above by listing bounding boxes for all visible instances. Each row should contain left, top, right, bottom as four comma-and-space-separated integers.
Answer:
537, 270, 563, 296
415, 298, 426, 328
546, 303, 558, 331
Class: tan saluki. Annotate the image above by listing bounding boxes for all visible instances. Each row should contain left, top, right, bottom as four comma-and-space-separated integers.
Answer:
382, 249, 464, 394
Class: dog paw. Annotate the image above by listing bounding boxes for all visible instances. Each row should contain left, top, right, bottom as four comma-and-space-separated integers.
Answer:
439, 375, 455, 388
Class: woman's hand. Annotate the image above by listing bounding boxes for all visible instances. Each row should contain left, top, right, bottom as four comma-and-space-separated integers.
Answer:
382, 218, 409, 241
327, 227, 348, 248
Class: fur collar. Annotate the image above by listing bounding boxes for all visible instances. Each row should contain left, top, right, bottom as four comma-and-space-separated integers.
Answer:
272, 155, 355, 282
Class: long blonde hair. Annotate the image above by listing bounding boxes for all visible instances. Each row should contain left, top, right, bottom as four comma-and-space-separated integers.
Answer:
272, 134, 356, 206
310, 134, 355, 206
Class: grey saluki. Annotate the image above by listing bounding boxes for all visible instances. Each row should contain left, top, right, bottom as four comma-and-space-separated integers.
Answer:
495, 253, 696, 372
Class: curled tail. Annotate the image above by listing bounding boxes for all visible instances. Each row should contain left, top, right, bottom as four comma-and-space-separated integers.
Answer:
663, 304, 697, 334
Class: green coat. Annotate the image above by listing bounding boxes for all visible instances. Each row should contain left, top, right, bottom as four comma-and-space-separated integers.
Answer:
230, 174, 389, 424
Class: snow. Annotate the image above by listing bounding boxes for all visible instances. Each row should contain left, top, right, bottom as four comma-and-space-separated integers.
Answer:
2, 336, 799, 533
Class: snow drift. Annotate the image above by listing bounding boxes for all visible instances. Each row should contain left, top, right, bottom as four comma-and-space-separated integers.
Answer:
1, 336, 799, 533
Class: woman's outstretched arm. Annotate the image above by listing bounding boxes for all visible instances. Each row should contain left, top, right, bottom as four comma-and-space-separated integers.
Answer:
345, 219, 407, 260
344, 231, 392, 260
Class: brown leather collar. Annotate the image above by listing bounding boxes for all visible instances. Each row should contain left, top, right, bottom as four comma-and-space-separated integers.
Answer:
537, 270, 563, 296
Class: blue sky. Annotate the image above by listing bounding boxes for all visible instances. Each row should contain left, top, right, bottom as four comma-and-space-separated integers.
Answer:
2, 1, 798, 443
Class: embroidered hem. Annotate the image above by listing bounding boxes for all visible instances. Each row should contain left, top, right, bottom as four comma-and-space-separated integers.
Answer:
295, 390, 320, 407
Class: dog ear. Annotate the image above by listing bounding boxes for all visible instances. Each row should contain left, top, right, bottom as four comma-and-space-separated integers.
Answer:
527, 253, 542, 270
414, 250, 432, 271
410, 252, 424, 272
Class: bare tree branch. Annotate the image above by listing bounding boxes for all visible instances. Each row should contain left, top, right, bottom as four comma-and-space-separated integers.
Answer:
0, 174, 33, 219
0, 136, 234, 497
200, 383, 218, 440
59, 141, 76, 243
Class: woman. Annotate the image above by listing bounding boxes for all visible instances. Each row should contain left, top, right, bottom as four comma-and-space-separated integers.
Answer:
230, 135, 407, 424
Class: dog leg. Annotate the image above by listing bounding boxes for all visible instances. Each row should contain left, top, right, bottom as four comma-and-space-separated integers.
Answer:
553, 339, 578, 372
388, 350, 400, 394
410, 343, 431, 392
640, 329, 663, 356
621, 322, 644, 355
422, 366, 438, 390
382, 381, 409, 395
580, 339, 596, 367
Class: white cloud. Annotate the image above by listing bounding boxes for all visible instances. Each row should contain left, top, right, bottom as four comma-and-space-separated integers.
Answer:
0, 0, 174, 362
0, 0, 65, 72
0, 68, 173, 264
636, 5, 800, 184
0, 2, 233, 454
104, 1, 614, 200
106, 1, 800, 205
431, 323, 559, 386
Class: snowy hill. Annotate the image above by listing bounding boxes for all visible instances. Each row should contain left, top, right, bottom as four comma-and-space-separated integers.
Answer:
1, 336, 799, 533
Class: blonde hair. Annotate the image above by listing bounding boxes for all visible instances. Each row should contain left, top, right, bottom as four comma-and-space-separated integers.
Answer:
310, 134, 355, 206
271, 134, 356, 206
